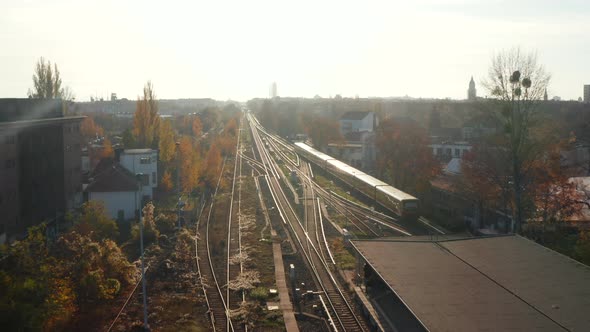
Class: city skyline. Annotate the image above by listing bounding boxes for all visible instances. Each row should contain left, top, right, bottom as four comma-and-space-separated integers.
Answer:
1, 0, 589, 101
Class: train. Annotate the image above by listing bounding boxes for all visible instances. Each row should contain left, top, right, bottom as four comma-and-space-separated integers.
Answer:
294, 142, 419, 222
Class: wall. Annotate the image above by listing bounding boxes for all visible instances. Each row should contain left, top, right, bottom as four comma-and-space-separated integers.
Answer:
119, 150, 158, 199
89, 191, 136, 220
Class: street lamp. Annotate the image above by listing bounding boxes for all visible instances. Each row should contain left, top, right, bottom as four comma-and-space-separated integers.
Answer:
136, 173, 149, 331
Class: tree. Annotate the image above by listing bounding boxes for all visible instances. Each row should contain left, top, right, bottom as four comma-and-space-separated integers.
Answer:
178, 136, 199, 193
101, 138, 114, 159
305, 115, 343, 150
158, 119, 176, 163
28, 57, 64, 99
203, 143, 222, 188
73, 201, 119, 241
132, 81, 160, 148
80, 116, 104, 141
122, 128, 136, 148
0, 225, 76, 330
160, 170, 173, 192
192, 117, 202, 137
376, 118, 440, 195
483, 47, 551, 232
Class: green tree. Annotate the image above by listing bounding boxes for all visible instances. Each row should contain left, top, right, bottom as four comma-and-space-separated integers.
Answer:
28, 57, 74, 100
0, 225, 76, 330
483, 47, 551, 233
73, 201, 119, 240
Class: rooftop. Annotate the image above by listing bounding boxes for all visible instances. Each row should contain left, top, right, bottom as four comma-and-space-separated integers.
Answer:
86, 162, 139, 192
0, 98, 64, 122
351, 235, 590, 332
122, 148, 156, 154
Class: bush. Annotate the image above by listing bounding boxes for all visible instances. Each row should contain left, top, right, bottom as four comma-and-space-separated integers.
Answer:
250, 286, 269, 302
155, 213, 175, 234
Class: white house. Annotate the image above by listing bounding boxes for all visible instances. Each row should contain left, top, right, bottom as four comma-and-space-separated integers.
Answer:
339, 111, 376, 135
85, 162, 140, 220
429, 141, 472, 159
119, 149, 158, 200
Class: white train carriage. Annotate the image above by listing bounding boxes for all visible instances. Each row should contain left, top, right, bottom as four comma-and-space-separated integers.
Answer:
294, 142, 419, 222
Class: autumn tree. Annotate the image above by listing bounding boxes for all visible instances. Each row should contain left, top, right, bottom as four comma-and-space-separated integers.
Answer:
100, 138, 114, 159
482, 48, 551, 232
376, 118, 440, 196
0, 225, 76, 330
178, 136, 200, 193
192, 117, 203, 137
160, 170, 174, 192
158, 119, 176, 163
133, 81, 160, 148
80, 116, 104, 141
72, 201, 119, 241
203, 143, 223, 188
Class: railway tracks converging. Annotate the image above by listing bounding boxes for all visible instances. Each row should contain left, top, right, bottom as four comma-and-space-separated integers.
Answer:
248, 113, 368, 332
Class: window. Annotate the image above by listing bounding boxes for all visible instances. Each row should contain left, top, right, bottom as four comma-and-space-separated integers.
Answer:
141, 174, 149, 186
152, 172, 156, 184
140, 157, 151, 164
445, 148, 452, 155
454, 148, 460, 157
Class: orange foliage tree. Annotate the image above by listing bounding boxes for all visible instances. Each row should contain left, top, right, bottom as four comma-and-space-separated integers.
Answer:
376, 118, 440, 195
203, 143, 222, 188
178, 136, 200, 193
132, 81, 160, 148
158, 119, 176, 163
80, 116, 104, 141
160, 170, 173, 192
101, 138, 114, 159
192, 117, 203, 137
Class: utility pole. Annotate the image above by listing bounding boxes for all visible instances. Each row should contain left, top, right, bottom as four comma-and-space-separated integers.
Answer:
176, 141, 181, 229
136, 174, 149, 331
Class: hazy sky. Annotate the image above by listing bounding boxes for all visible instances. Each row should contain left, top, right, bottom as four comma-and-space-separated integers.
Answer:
1, 0, 589, 101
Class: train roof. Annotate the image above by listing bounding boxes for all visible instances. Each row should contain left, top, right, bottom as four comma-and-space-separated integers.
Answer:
295, 142, 418, 201
294, 142, 332, 162
377, 185, 418, 201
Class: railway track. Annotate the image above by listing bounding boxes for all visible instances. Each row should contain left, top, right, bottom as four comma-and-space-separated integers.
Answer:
195, 159, 234, 332
227, 116, 246, 332
248, 114, 367, 332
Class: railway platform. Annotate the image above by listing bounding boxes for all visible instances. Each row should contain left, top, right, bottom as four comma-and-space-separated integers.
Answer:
271, 227, 299, 332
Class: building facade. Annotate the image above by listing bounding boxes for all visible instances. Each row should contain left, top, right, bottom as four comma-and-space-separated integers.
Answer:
584, 84, 590, 103
339, 111, 376, 135
0, 99, 84, 243
119, 149, 158, 199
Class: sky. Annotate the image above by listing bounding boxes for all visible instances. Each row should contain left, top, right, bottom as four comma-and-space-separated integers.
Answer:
1, 0, 589, 101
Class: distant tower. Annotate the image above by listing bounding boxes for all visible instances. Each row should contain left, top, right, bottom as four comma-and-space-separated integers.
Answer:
467, 76, 477, 101
270, 82, 278, 98
544, 88, 548, 101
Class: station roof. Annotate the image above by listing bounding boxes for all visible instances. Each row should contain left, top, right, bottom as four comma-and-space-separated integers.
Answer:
351, 235, 590, 332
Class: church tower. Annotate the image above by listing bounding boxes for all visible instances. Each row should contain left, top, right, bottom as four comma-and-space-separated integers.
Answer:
468, 76, 477, 101
544, 88, 548, 101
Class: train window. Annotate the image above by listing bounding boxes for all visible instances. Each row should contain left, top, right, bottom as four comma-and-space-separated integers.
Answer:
404, 201, 418, 209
